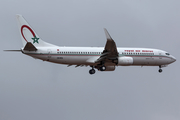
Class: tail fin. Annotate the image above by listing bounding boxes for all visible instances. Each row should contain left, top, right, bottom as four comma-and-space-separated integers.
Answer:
16, 14, 56, 48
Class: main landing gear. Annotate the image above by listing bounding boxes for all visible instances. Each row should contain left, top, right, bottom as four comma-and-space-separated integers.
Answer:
99, 65, 106, 71
158, 66, 163, 73
89, 67, 95, 75
89, 65, 106, 75
99, 61, 106, 71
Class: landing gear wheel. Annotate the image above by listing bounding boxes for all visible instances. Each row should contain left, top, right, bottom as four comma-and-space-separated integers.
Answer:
100, 66, 106, 71
89, 69, 95, 75
159, 69, 162, 73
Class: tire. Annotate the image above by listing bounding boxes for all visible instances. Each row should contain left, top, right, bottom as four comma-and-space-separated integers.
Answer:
89, 69, 95, 74
159, 69, 162, 73
100, 66, 106, 71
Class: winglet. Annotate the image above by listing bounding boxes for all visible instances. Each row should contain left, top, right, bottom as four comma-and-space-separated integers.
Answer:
104, 28, 113, 40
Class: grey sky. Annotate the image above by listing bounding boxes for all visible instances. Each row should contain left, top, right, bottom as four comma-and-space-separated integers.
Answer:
0, 0, 180, 120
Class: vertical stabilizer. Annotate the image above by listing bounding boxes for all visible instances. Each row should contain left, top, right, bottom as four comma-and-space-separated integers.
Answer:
16, 14, 56, 47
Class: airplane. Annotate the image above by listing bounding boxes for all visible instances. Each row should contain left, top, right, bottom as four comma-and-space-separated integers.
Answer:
6, 14, 176, 75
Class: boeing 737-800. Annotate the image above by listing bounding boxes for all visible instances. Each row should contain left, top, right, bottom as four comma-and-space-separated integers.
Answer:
6, 15, 176, 74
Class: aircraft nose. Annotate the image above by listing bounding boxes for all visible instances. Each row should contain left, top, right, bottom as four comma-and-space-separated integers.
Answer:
171, 55, 176, 63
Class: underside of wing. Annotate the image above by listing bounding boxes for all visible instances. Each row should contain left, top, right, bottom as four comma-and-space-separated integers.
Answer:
95, 28, 119, 64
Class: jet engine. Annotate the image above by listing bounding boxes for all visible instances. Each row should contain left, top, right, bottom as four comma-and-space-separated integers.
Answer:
104, 66, 115, 71
118, 56, 133, 66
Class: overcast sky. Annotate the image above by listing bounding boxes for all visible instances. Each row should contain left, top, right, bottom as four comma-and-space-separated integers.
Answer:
0, 0, 180, 120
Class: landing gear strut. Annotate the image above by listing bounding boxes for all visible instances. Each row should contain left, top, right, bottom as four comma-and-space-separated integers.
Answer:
158, 66, 163, 73
89, 66, 95, 75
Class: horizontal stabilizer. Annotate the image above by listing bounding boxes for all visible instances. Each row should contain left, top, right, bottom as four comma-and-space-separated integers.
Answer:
4, 50, 21, 52
23, 42, 37, 51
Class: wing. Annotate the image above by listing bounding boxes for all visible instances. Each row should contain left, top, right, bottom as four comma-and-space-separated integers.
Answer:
95, 28, 119, 63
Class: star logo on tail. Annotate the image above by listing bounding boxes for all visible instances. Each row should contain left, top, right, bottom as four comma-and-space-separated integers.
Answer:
21, 25, 40, 44
32, 36, 39, 44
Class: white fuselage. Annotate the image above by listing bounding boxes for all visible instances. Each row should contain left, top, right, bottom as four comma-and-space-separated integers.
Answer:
13, 15, 176, 74
23, 46, 176, 67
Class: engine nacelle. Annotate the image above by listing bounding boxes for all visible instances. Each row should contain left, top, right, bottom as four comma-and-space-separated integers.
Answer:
104, 66, 115, 71
118, 56, 133, 66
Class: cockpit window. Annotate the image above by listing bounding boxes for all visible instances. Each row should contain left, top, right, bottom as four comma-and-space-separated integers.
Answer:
165, 53, 170, 55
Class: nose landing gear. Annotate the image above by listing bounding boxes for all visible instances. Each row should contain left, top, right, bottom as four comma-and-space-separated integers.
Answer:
158, 66, 163, 73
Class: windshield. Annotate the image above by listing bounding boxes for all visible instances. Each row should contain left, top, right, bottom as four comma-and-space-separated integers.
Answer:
165, 53, 170, 55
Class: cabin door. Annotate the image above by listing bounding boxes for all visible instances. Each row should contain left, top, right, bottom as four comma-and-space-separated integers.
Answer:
47, 49, 52, 60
